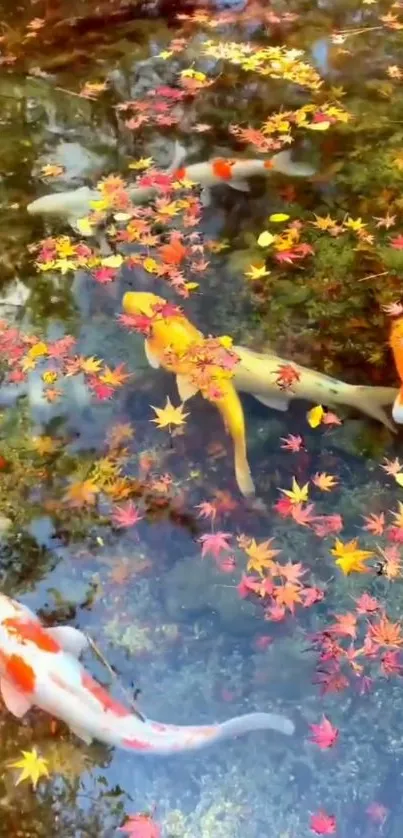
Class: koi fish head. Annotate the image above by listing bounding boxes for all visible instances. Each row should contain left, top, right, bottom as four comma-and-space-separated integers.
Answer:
393, 387, 403, 424
122, 291, 164, 318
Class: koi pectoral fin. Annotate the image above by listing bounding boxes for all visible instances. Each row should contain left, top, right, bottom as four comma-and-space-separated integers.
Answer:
0, 678, 32, 718
176, 374, 198, 402
70, 724, 93, 745
46, 626, 89, 658
144, 340, 160, 369
228, 179, 250, 192
252, 393, 290, 411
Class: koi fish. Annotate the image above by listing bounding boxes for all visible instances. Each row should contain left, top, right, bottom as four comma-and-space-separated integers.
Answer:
0, 593, 294, 753
27, 142, 315, 228
233, 345, 397, 431
122, 291, 255, 497
389, 316, 403, 423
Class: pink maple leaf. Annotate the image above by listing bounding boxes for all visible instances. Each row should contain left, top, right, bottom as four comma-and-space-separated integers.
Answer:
237, 574, 260, 598
280, 433, 304, 452
355, 593, 380, 614
88, 379, 115, 401
302, 586, 324, 607
321, 411, 342, 426
390, 234, 403, 249
309, 716, 339, 749
291, 502, 317, 527
93, 266, 117, 284
119, 813, 160, 838
112, 501, 144, 528
198, 531, 232, 558
273, 496, 294, 517
310, 811, 336, 835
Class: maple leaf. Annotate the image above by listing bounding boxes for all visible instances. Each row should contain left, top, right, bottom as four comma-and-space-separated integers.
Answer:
378, 545, 402, 579
100, 363, 130, 388
307, 404, 324, 428
199, 531, 232, 559
112, 501, 144, 528
366, 803, 388, 826
245, 538, 280, 575
64, 479, 99, 507
244, 263, 271, 280
9, 747, 49, 789
329, 612, 357, 639
312, 514, 343, 537
312, 472, 338, 492
310, 811, 336, 834
280, 477, 309, 505
274, 363, 300, 390
274, 582, 303, 613
291, 502, 317, 527
273, 496, 294, 517
237, 574, 261, 599
280, 434, 303, 452
31, 435, 59, 455
77, 356, 103, 375
309, 716, 338, 749
368, 614, 403, 648
355, 593, 380, 614
41, 163, 65, 177
362, 512, 385, 535
119, 813, 160, 838
322, 411, 342, 426
390, 234, 403, 250
331, 538, 374, 575
277, 560, 307, 584
151, 397, 189, 430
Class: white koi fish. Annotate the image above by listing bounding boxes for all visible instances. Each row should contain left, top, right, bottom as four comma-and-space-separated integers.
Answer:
27, 143, 315, 228
233, 345, 397, 431
0, 594, 294, 754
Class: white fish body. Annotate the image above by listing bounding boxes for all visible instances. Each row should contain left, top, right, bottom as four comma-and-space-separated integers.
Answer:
233, 345, 397, 431
0, 593, 294, 755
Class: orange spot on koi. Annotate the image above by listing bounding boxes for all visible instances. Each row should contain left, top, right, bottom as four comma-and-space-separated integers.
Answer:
212, 159, 234, 180
122, 737, 152, 750
6, 654, 36, 693
263, 160, 274, 170
81, 673, 131, 717
4, 617, 61, 653
173, 166, 187, 180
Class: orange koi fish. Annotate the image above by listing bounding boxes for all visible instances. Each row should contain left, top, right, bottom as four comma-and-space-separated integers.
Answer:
122, 291, 255, 497
0, 594, 294, 753
390, 316, 403, 422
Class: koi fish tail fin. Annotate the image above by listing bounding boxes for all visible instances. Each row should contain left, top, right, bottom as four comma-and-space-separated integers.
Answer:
234, 440, 255, 497
270, 149, 316, 177
392, 387, 403, 424
217, 712, 295, 743
349, 385, 397, 431
167, 140, 187, 173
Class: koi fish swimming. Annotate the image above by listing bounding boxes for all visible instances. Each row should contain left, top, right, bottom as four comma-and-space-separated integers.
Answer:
233, 346, 397, 431
122, 291, 255, 497
389, 315, 403, 423
0, 594, 294, 754
27, 142, 315, 230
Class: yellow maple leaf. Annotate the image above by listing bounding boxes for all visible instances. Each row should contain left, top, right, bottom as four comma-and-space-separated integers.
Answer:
143, 257, 160, 274
64, 479, 100, 507
27, 341, 48, 360
245, 263, 271, 280
344, 216, 366, 232
257, 231, 275, 247
395, 473, 403, 487
312, 472, 338, 492
268, 213, 290, 222
151, 397, 189, 430
31, 436, 59, 455
76, 217, 94, 236
245, 537, 280, 575
41, 164, 65, 177
311, 214, 337, 231
78, 356, 103, 375
281, 477, 309, 505
55, 258, 76, 275
307, 404, 324, 428
9, 747, 49, 789
101, 254, 123, 269
128, 157, 154, 170
100, 364, 130, 388
331, 538, 374, 575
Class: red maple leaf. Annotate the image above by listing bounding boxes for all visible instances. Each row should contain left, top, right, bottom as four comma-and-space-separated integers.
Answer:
112, 501, 144, 528
309, 716, 339, 749
119, 813, 160, 838
237, 574, 261, 598
274, 363, 301, 390
310, 811, 336, 834
273, 496, 294, 517
329, 612, 357, 639
198, 531, 232, 558
390, 234, 403, 250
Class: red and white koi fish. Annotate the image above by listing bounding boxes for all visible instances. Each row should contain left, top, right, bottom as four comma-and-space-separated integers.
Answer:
0, 594, 294, 754
27, 142, 315, 228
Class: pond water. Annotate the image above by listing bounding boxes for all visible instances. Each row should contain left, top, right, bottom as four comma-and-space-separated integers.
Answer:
1, 0, 403, 835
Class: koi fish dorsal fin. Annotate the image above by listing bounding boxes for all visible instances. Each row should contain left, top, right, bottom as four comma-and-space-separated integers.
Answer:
46, 626, 89, 658
0, 678, 32, 717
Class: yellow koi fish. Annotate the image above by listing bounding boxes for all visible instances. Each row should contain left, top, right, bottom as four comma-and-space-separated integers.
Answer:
122, 291, 255, 497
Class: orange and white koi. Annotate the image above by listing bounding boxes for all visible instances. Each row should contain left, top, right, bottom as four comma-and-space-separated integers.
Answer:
27, 142, 315, 228
389, 316, 403, 422
0, 594, 294, 753
122, 291, 255, 497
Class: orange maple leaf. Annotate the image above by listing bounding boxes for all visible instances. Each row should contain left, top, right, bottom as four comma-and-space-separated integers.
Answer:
64, 479, 99, 507
312, 472, 338, 492
100, 363, 131, 388
368, 615, 403, 648
274, 582, 303, 613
